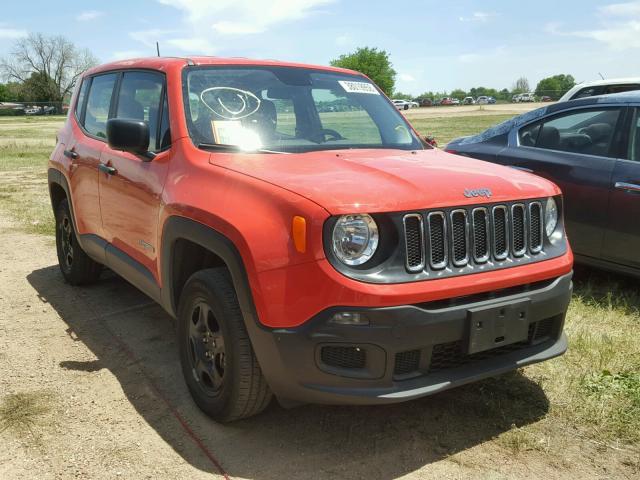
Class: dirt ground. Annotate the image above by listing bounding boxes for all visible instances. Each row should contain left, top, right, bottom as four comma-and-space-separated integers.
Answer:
0, 218, 638, 479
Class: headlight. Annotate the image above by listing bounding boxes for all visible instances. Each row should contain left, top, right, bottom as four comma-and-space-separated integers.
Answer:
332, 214, 379, 266
545, 197, 558, 237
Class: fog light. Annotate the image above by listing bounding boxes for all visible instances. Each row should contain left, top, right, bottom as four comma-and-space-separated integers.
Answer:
329, 312, 369, 326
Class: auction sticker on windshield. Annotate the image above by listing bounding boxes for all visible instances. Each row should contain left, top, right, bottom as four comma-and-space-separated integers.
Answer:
338, 80, 380, 95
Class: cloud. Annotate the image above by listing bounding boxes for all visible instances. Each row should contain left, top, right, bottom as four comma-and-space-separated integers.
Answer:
459, 12, 498, 22
554, 2, 640, 50
111, 50, 144, 60
212, 21, 263, 35
166, 37, 216, 53
76, 11, 104, 22
398, 73, 416, 82
0, 26, 27, 39
600, 1, 640, 15
146, 0, 335, 54
458, 46, 507, 63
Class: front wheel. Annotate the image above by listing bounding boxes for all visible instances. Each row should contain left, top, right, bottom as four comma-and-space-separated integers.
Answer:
177, 268, 272, 422
55, 198, 102, 285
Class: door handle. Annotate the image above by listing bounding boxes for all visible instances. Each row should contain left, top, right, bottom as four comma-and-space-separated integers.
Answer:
614, 182, 640, 193
63, 149, 78, 159
98, 163, 117, 175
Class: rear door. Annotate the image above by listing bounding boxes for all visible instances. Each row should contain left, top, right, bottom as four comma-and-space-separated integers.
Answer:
68, 73, 118, 238
98, 70, 171, 280
497, 106, 625, 259
602, 106, 640, 267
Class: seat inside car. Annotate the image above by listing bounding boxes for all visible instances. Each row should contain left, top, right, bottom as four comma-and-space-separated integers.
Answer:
579, 123, 613, 155
537, 125, 560, 150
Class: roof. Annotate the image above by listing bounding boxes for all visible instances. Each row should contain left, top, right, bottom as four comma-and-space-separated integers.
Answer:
84, 56, 361, 78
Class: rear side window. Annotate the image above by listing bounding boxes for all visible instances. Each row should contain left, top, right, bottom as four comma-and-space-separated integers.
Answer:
84, 73, 117, 138
74, 79, 89, 120
604, 84, 640, 95
115, 71, 165, 151
571, 87, 603, 100
518, 108, 621, 158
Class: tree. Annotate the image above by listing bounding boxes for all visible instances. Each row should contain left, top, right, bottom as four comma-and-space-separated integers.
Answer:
535, 74, 575, 100
512, 77, 530, 94
0, 33, 97, 102
450, 88, 467, 99
393, 91, 413, 100
330, 47, 396, 96
0, 83, 9, 102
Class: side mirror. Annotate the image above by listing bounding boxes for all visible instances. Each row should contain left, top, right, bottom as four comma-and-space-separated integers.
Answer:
106, 118, 152, 159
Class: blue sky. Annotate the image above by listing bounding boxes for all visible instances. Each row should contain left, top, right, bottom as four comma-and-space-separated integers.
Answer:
1, 0, 639, 95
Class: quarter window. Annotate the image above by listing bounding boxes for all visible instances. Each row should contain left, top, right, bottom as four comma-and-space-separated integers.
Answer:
84, 74, 117, 138
518, 108, 621, 158
115, 71, 165, 151
74, 79, 89, 121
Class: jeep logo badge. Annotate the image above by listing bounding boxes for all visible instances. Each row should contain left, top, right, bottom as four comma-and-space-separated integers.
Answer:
464, 188, 492, 198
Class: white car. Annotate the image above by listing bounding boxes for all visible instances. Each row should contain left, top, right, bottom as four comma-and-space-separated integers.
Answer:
515, 93, 536, 102
476, 96, 490, 104
392, 99, 418, 110
558, 77, 640, 102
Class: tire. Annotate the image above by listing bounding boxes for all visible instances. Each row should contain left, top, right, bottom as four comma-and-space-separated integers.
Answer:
403, 104, 409, 110
177, 268, 272, 422
55, 198, 102, 285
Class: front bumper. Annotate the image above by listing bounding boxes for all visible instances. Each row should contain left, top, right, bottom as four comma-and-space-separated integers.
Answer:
249, 272, 572, 405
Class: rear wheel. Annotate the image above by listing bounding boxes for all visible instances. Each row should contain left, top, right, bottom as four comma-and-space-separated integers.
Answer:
177, 268, 272, 422
55, 198, 102, 285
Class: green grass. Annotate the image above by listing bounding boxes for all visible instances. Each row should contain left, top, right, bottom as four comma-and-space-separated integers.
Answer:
409, 114, 515, 146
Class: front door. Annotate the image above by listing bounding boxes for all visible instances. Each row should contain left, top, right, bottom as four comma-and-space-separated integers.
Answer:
498, 106, 624, 260
603, 107, 640, 268
98, 71, 171, 280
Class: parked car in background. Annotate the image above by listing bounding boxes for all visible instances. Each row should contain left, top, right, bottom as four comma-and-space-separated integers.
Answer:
541, 96, 553, 102
446, 91, 640, 277
451, 98, 460, 105
392, 99, 412, 110
488, 97, 497, 104
438, 97, 454, 105
418, 98, 434, 107
463, 96, 475, 105
558, 78, 640, 102
516, 93, 536, 103
476, 96, 490, 104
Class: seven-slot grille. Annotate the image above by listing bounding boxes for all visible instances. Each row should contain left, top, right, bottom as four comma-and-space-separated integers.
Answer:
403, 200, 544, 272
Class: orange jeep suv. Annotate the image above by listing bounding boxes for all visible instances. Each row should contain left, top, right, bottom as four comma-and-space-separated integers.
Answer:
48, 57, 573, 421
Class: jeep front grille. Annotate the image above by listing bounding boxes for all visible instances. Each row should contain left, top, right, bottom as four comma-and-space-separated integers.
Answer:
403, 200, 545, 273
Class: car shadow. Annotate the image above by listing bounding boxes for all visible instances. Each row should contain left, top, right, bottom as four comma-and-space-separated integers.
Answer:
28, 265, 550, 479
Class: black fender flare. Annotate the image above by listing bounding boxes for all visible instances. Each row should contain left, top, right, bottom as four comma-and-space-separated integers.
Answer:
159, 216, 291, 400
160, 216, 259, 325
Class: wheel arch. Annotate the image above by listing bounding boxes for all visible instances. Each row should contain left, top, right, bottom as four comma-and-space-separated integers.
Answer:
160, 216, 259, 328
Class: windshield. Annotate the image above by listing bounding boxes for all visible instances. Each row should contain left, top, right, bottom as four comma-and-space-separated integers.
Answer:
183, 66, 423, 153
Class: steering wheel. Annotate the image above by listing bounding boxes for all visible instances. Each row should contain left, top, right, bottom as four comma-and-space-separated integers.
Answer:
310, 128, 345, 143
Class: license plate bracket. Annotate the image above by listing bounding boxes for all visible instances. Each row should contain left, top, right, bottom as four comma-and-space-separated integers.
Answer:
467, 299, 531, 355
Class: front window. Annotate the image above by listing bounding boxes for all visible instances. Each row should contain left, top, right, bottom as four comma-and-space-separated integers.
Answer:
183, 66, 423, 153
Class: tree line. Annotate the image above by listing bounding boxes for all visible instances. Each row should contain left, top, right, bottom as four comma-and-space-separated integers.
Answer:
331, 47, 576, 101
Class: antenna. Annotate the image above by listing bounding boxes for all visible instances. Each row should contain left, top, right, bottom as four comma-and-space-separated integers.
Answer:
156, 42, 161, 57
598, 72, 605, 80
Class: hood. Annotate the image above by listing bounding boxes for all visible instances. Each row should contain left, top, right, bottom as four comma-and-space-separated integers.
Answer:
209, 148, 560, 215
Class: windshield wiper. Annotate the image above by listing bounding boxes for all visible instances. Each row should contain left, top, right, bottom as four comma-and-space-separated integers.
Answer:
197, 143, 287, 154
